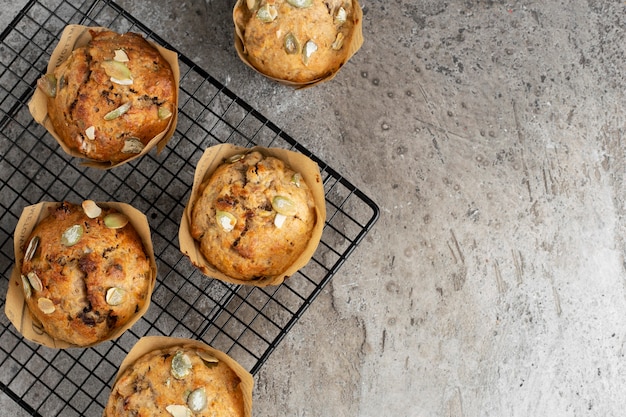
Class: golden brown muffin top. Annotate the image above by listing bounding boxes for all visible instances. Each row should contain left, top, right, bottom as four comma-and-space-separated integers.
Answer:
41, 29, 176, 163
20, 201, 151, 346
104, 345, 245, 417
191, 151, 316, 281
235, 0, 356, 83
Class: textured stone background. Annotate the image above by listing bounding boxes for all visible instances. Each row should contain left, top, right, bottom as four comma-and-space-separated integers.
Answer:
2, 1, 625, 416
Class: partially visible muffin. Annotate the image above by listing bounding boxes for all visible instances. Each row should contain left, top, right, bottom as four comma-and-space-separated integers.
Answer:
104, 344, 245, 416
37, 29, 176, 163
234, 0, 360, 84
20, 201, 152, 346
191, 151, 316, 281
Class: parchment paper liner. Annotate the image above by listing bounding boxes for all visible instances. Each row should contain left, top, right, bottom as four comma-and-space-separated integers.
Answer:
4, 201, 157, 349
179, 144, 326, 287
233, 0, 364, 89
106, 336, 253, 417
28, 25, 180, 169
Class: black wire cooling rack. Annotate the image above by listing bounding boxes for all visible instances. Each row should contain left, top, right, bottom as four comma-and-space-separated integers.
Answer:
0, 0, 379, 415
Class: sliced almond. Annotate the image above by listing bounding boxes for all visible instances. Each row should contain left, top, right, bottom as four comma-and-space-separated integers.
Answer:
113, 49, 129, 62
38, 297, 55, 314
82, 200, 102, 218
27, 271, 43, 292
274, 213, 287, 228
334, 6, 347, 25
121, 137, 144, 154
24, 236, 39, 262
196, 350, 219, 364
104, 213, 129, 229
110, 77, 134, 86
85, 126, 96, 140
165, 405, 192, 417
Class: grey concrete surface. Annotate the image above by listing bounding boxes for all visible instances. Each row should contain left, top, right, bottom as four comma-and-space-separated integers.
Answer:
3, 0, 626, 416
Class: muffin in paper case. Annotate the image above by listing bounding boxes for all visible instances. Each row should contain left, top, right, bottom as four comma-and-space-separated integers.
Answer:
103, 336, 253, 417
28, 25, 179, 169
5, 201, 157, 349
179, 144, 326, 286
233, 0, 364, 88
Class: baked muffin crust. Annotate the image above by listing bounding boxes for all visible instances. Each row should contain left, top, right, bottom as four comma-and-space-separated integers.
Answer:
41, 29, 176, 163
191, 151, 316, 281
104, 345, 245, 417
20, 201, 151, 346
234, 0, 357, 83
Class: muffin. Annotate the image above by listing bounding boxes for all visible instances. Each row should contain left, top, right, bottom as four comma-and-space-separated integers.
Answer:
104, 344, 246, 416
233, 0, 362, 84
190, 150, 317, 282
36, 29, 176, 163
19, 201, 152, 346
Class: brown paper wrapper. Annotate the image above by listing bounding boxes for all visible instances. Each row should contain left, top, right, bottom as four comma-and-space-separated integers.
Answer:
179, 144, 326, 287
4, 201, 157, 349
108, 336, 253, 417
233, 0, 364, 89
27, 25, 180, 169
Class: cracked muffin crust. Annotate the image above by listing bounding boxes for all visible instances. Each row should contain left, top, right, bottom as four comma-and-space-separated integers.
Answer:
39, 29, 176, 163
20, 201, 151, 346
190, 151, 316, 281
104, 344, 245, 417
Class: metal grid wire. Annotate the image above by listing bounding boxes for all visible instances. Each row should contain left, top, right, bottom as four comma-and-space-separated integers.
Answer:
0, 0, 379, 415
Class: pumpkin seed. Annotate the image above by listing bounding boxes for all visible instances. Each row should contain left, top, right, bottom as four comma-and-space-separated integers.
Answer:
85, 126, 96, 140
82, 200, 102, 218
61, 224, 83, 246
24, 236, 39, 262
158, 105, 172, 120
37, 74, 57, 98
256, 3, 278, 22
21, 275, 31, 299
246, 0, 257, 10
334, 6, 347, 25
165, 404, 192, 417
291, 172, 301, 187
331, 32, 345, 50
274, 213, 287, 228
284, 33, 300, 55
27, 271, 43, 292
171, 351, 193, 379
196, 350, 219, 366
101, 60, 133, 84
38, 297, 55, 314
287, 0, 313, 7
272, 195, 297, 216
216, 210, 236, 232
104, 212, 129, 229
106, 287, 125, 306
121, 137, 144, 154
302, 40, 318, 66
187, 388, 207, 412
113, 49, 129, 62
104, 102, 131, 120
